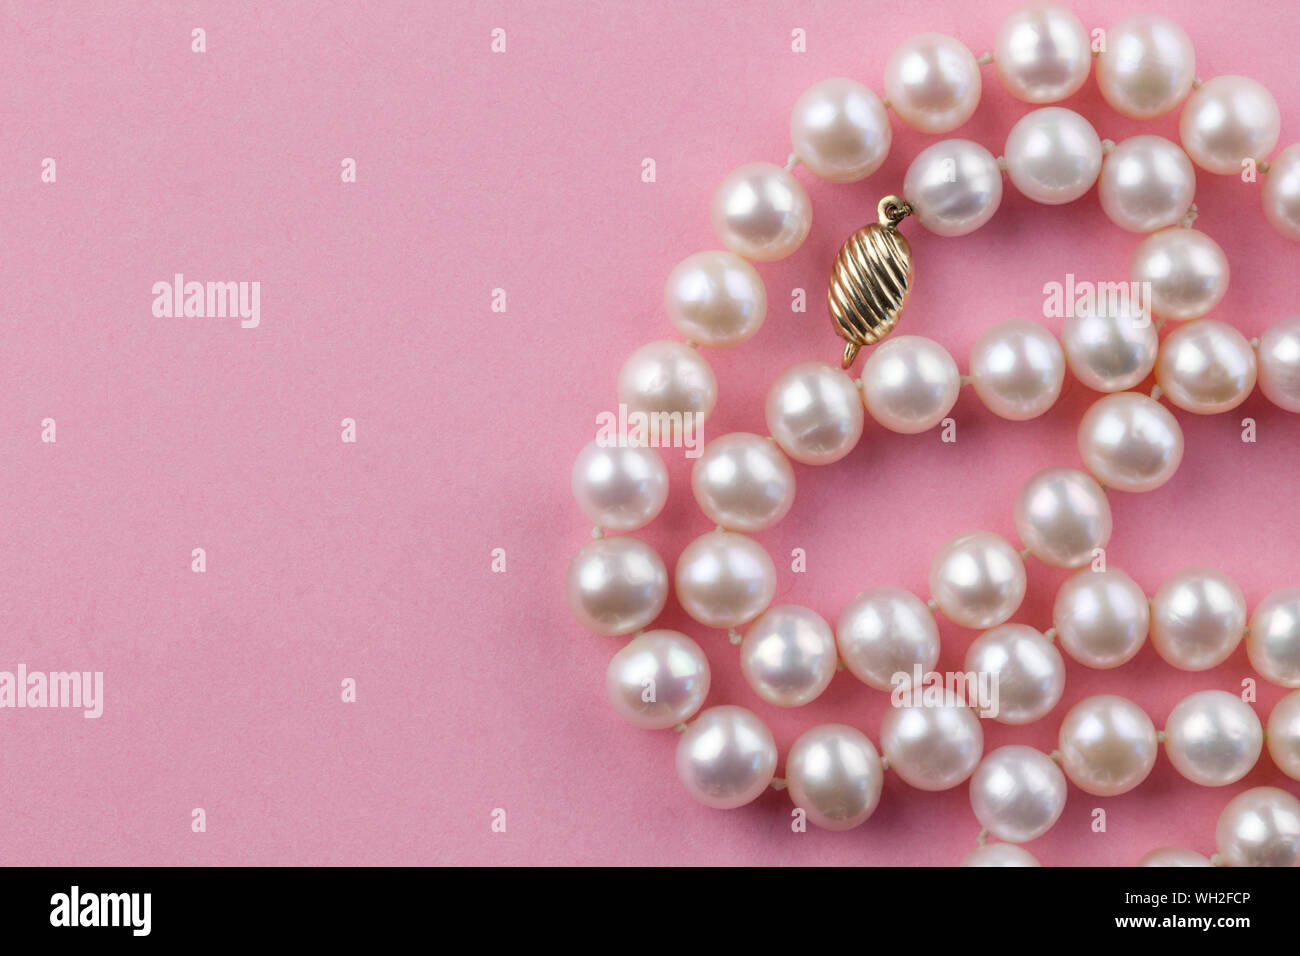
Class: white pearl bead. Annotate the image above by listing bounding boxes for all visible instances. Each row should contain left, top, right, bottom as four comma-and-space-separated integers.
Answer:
605, 630, 710, 729
1098, 135, 1196, 233
1096, 14, 1196, 118
929, 531, 1027, 629
1014, 467, 1112, 569
571, 440, 668, 531
1137, 847, 1213, 867
970, 745, 1067, 844
879, 703, 984, 791
711, 162, 812, 261
1004, 108, 1102, 205
1077, 392, 1184, 492
1053, 568, 1150, 669
836, 587, 940, 691
1267, 691, 1300, 780
675, 531, 776, 629
993, 3, 1091, 103
1248, 588, 1300, 687
765, 361, 864, 465
1155, 318, 1258, 415
883, 33, 981, 133
1263, 144, 1300, 241
1257, 315, 1300, 412
1150, 567, 1246, 671
964, 624, 1065, 725
1130, 228, 1229, 322
1058, 695, 1158, 796
739, 605, 837, 708
961, 843, 1041, 866
790, 78, 892, 183
1061, 300, 1159, 392
664, 250, 767, 347
676, 706, 777, 809
566, 536, 668, 636
785, 724, 884, 830
691, 432, 796, 533
970, 320, 1065, 420
1164, 690, 1263, 786
1180, 75, 1281, 175
617, 340, 717, 418
1215, 787, 1300, 866
860, 335, 961, 433
903, 139, 1004, 236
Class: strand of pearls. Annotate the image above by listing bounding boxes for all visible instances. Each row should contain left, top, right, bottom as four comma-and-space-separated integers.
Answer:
567, 2, 1300, 866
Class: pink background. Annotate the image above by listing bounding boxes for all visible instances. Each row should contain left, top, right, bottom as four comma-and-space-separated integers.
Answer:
2, 0, 1299, 866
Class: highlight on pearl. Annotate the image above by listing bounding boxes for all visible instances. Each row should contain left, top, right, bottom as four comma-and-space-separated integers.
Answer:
675, 530, 777, 629
1180, 74, 1281, 175
1214, 787, 1300, 867
1098, 135, 1196, 233
883, 32, 981, 133
969, 745, 1067, 844
961, 843, 1041, 866
1013, 467, 1112, 569
785, 724, 884, 830
711, 161, 813, 261
691, 432, 796, 533
836, 587, 941, 691
879, 702, 984, 791
739, 605, 838, 708
1262, 144, 1300, 241
1257, 315, 1300, 412
1060, 299, 1159, 392
964, 624, 1065, 725
765, 361, 865, 465
1164, 690, 1263, 787
970, 319, 1066, 420
903, 139, 1004, 236
860, 334, 961, 434
664, 250, 768, 347
929, 530, 1027, 629
676, 705, 778, 809
1266, 691, 1300, 781
790, 77, 892, 183
1003, 107, 1103, 205
1149, 567, 1247, 671
1053, 567, 1150, 669
572, 440, 669, 531
1154, 318, 1258, 415
993, 3, 1092, 104
1247, 588, 1300, 687
1096, 14, 1196, 119
1129, 227, 1229, 322
605, 630, 711, 729
1077, 391, 1184, 493
617, 339, 718, 418
566, 535, 669, 636
1057, 694, 1158, 796
1137, 847, 1213, 867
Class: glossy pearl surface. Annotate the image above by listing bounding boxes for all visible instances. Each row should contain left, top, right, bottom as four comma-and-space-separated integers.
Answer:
675, 531, 776, 629
1164, 690, 1263, 786
1053, 568, 1150, 669
664, 250, 767, 347
965, 624, 1065, 725
836, 587, 940, 691
860, 335, 961, 433
790, 77, 892, 183
880, 703, 984, 791
1130, 227, 1229, 322
1257, 315, 1300, 412
1096, 14, 1196, 118
676, 706, 778, 809
1004, 108, 1103, 204
883, 32, 981, 133
566, 536, 668, 636
1058, 695, 1158, 796
617, 340, 717, 419
1248, 588, 1300, 687
929, 531, 1027, 630
571, 440, 669, 531
785, 724, 884, 830
903, 139, 1004, 236
711, 162, 812, 261
1014, 467, 1111, 569
970, 745, 1068, 844
1155, 318, 1257, 415
970, 320, 1066, 420
1215, 787, 1300, 866
1266, 691, 1300, 781
961, 843, 1041, 867
1098, 135, 1196, 233
739, 605, 838, 708
765, 361, 864, 465
1150, 567, 1246, 671
1180, 75, 1281, 175
1077, 392, 1184, 493
1061, 300, 1159, 393
1263, 144, 1300, 241
605, 630, 710, 729
691, 432, 796, 533
993, 3, 1091, 103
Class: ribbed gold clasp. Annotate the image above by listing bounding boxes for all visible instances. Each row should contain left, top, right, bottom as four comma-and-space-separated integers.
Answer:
827, 195, 915, 369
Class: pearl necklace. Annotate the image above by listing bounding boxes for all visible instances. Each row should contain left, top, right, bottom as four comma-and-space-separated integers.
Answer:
566, 5, 1300, 867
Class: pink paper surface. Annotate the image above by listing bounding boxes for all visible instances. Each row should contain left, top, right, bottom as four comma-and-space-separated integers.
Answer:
2, 0, 1299, 866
